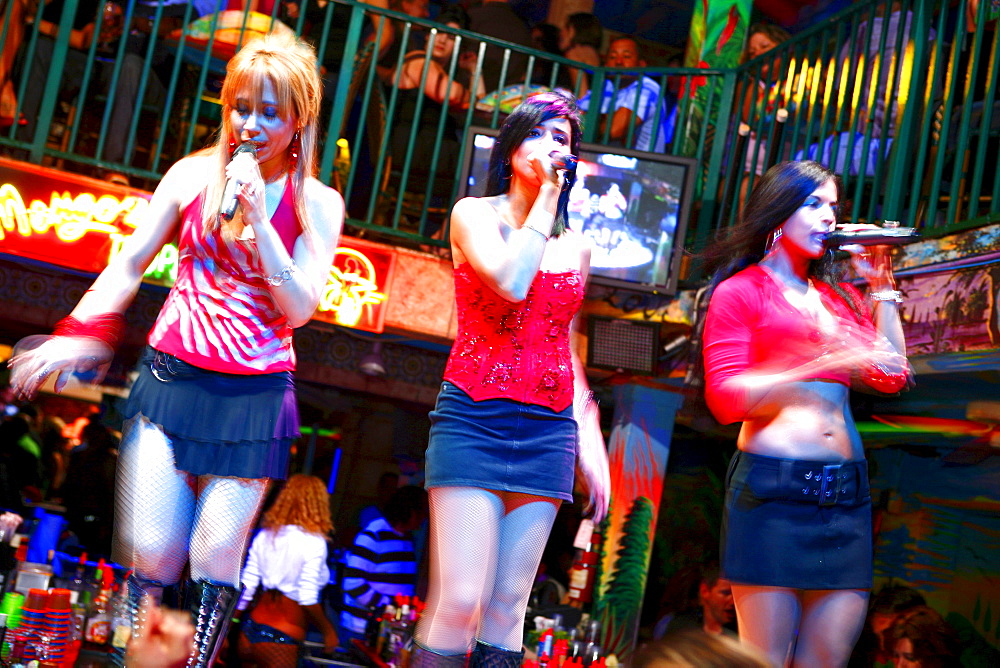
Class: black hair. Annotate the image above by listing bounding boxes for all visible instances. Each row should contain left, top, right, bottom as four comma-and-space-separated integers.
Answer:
437, 4, 469, 31
382, 485, 428, 526
485, 91, 582, 236
567, 13, 603, 50
701, 160, 844, 294
689, 161, 858, 409
871, 584, 927, 615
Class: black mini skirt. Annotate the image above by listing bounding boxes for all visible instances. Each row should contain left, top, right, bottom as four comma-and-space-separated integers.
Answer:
124, 347, 298, 479
721, 450, 873, 590
425, 382, 577, 502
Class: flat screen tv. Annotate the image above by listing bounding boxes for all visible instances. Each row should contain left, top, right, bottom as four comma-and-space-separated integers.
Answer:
460, 126, 695, 294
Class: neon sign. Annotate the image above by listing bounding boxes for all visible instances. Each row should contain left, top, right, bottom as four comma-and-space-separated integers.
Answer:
320, 248, 387, 327
0, 158, 396, 333
0, 184, 149, 243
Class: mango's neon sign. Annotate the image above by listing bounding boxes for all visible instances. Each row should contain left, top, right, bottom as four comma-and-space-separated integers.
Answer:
0, 183, 148, 242
1, 182, 388, 329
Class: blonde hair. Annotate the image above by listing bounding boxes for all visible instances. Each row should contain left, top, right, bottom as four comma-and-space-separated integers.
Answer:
202, 31, 323, 241
635, 630, 769, 668
261, 474, 334, 536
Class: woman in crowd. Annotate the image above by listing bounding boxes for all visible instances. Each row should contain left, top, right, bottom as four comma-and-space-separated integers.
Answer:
9, 31, 343, 666
700, 160, 910, 666
890, 606, 961, 668
412, 91, 610, 667
739, 23, 791, 206
558, 13, 603, 96
237, 474, 339, 666
391, 4, 484, 202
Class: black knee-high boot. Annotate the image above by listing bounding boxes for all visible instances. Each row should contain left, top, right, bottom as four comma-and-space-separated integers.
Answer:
410, 641, 469, 667
109, 574, 165, 667
468, 640, 524, 668
184, 580, 242, 667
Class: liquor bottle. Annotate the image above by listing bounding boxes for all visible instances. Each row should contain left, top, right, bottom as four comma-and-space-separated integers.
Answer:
567, 521, 600, 608
83, 563, 113, 644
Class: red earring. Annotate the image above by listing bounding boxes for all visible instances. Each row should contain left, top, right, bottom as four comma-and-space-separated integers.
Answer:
290, 131, 300, 169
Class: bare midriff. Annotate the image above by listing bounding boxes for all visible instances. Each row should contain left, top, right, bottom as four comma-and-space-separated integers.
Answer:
736, 379, 863, 461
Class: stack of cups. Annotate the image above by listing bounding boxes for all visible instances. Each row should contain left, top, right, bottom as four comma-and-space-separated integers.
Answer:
43, 589, 72, 665
0, 591, 24, 660
20, 588, 49, 661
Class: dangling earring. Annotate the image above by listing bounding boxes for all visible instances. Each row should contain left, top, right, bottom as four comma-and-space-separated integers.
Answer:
501, 159, 511, 179
765, 226, 783, 253
289, 131, 300, 170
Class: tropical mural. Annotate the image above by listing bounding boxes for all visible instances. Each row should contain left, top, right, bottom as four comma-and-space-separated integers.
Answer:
591, 386, 681, 662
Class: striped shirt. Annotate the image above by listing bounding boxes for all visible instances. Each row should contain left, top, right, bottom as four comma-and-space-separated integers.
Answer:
340, 517, 417, 634
148, 181, 301, 374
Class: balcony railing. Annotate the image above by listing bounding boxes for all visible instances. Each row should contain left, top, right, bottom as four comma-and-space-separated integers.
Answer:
1, 0, 996, 274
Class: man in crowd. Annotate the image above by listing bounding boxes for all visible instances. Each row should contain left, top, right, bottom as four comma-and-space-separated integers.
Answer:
654, 564, 736, 638
579, 36, 676, 153
340, 486, 428, 644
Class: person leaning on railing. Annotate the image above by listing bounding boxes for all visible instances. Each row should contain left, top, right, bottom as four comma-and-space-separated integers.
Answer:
389, 4, 485, 202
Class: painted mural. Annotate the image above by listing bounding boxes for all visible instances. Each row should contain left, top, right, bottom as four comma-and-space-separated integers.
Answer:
869, 448, 1000, 660
591, 386, 682, 663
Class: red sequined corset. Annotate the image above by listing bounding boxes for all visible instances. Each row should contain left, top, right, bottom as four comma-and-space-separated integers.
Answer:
444, 263, 584, 412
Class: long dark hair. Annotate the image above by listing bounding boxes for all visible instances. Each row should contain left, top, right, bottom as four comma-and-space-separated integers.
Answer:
702, 160, 844, 295
687, 161, 855, 405
485, 91, 582, 236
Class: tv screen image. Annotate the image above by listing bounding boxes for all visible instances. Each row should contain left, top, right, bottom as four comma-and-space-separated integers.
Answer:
461, 127, 695, 293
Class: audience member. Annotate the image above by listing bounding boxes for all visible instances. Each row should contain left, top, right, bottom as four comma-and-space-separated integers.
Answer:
339, 485, 427, 645
654, 564, 736, 638
390, 5, 484, 202
530, 22, 563, 87
0, 0, 28, 128
374, 0, 430, 83
237, 474, 339, 665
889, 606, 961, 668
0, 408, 44, 512
738, 23, 791, 204
558, 13, 603, 96
39, 414, 70, 497
13, 0, 102, 159
58, 419, 119, 557
358, 471, 399, 529
467, 0, 534, 91
849, 583, 926, 668
578, 36, 675, 152
634, 628, 769, 668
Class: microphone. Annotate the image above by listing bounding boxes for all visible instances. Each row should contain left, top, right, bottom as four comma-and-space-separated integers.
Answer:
825, 225, 920, 247
549, 151, 578, 172
220, 142, 259, 220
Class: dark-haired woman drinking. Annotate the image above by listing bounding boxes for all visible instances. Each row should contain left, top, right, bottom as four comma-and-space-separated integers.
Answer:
412, 92, 610, 667
700, 161, 910, 667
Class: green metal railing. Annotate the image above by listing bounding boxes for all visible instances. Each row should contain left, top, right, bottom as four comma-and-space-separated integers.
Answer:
2, 0, 997, 265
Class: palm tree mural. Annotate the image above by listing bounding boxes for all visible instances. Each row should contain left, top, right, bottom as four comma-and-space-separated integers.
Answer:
594, 496, 656, 661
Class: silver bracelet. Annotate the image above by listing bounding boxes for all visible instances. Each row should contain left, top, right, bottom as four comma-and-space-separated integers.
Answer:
265, 262, 297, 287
870, 289, 903, 303
523, 221, 551, 239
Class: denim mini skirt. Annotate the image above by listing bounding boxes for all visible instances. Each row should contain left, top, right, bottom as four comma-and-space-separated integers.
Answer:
124, 347, 298, 479
721, 450, 873, 590
425, 382, 577, 502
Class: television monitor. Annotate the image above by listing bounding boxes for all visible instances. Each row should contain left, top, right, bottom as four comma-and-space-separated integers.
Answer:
460, 126, 696, 294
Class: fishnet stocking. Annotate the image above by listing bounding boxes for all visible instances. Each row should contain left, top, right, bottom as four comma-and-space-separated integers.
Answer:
113, 415, 196, 585
189, 475, 270, 585
416, 487, 558, 654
